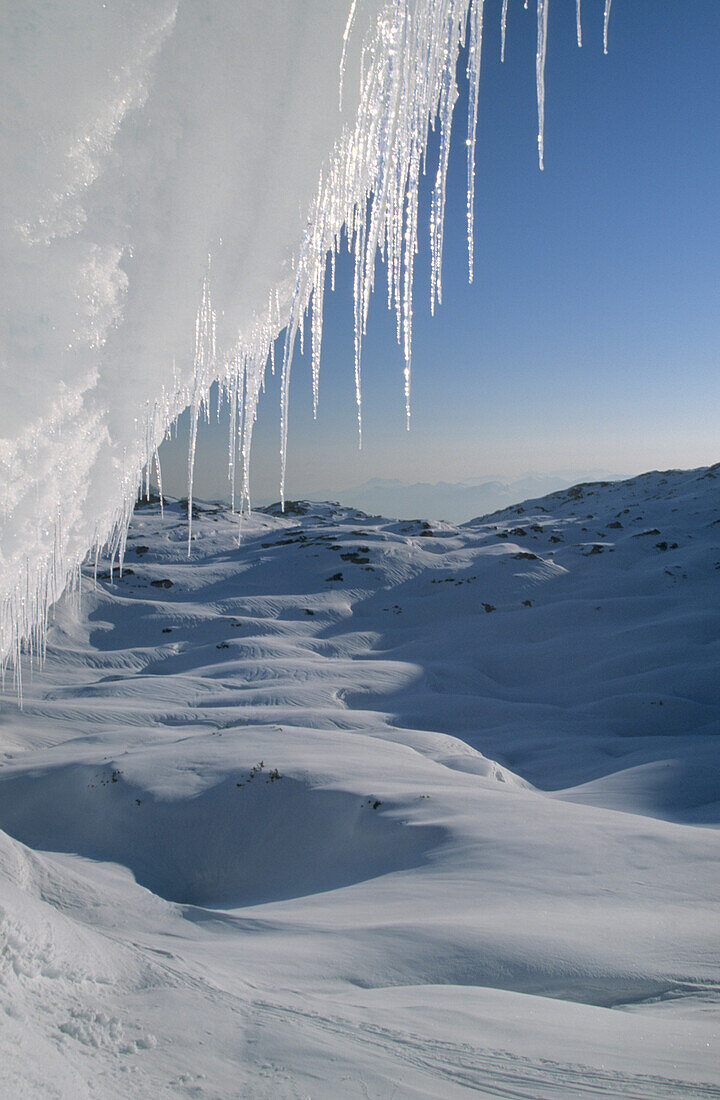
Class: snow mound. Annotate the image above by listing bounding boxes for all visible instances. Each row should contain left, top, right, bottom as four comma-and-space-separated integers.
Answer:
0, 763, 441, 908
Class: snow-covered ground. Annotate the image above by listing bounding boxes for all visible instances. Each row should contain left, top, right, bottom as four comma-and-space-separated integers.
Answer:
1, 466, 719, 1098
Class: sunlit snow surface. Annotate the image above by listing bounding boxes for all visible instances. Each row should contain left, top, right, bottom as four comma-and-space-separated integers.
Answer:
0, 0, 616, 675
1, 468, 719, 1096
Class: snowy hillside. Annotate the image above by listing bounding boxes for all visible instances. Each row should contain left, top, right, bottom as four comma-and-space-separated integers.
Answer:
1, 466, 719, 1097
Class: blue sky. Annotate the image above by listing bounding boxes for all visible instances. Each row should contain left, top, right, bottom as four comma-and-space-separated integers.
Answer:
161, 0, 720, 502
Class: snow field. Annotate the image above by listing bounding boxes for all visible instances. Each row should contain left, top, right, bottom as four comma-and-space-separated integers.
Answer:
0, 468, 719, 1096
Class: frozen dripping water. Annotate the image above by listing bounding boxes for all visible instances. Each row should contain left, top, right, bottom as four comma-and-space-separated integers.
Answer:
0, 1, 612, 683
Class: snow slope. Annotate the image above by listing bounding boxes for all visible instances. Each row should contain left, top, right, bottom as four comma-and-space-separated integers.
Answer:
1, 466, 719, 1097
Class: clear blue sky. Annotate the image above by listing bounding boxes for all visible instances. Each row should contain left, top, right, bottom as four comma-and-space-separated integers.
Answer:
161, 0, 720, 502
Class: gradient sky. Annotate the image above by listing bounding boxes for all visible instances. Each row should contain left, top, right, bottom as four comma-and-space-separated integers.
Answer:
160, 0, 720, 503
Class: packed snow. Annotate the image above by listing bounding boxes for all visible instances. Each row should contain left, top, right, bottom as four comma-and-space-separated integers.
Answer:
1, 467, 718, 1097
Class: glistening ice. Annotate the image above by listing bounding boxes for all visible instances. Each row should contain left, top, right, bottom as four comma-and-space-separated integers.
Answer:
0, 0, 611, 686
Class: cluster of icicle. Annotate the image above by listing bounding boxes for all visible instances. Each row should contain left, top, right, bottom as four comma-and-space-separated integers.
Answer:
189, 0, 611, 532
1, 0, 612, 697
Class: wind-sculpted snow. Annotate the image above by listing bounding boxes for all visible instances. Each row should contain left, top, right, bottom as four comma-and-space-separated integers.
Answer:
0, 0, 613, 681
0, 468, 719, 1096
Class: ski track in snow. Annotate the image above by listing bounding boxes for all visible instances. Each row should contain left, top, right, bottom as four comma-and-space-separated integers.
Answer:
1, 466, 720, 1097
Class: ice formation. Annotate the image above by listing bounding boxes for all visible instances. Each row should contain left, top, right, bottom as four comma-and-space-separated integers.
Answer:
0, 0, 612, 683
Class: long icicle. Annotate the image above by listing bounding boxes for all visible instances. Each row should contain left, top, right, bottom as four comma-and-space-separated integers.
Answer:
467, 0, 486, 282
576, 0, 582, 47
536, 0, 550, 171
603, 0, 612, 54
500, 0, 509, 62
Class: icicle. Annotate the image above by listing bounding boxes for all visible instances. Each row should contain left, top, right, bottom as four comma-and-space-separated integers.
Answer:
154, 449, 164, 515
467, 0, 485, 282
228, 368, 238, 513
353, 219, 365, 448
603, 0, 612, 55
279, 257, 305, 509
187, 269, 216, 553
536, 0, 549, 171
338, 0, 358, 110
311, 267, 325, 419
430, 15, 460, 312
576, 0, 582, 47
500, 0, 509, 63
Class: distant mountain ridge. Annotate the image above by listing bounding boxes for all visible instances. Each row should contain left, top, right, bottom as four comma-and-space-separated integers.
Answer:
308, 470, 628, 524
